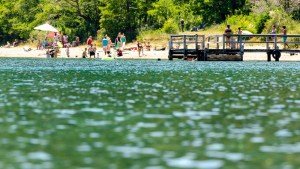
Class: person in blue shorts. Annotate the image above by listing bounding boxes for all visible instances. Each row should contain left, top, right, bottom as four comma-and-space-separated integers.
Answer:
102, 35, 108, 55
282, 26, 289, 49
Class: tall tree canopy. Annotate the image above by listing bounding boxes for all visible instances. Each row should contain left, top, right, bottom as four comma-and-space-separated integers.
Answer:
0, 0, 299, 44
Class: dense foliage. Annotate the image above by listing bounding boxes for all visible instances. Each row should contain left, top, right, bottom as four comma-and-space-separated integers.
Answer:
0, 0, 299, 44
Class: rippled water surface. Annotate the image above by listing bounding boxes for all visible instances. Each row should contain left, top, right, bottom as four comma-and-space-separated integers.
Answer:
1, 58, 300, 169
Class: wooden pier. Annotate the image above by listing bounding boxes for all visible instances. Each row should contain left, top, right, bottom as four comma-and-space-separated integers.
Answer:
168, 34, 300, 61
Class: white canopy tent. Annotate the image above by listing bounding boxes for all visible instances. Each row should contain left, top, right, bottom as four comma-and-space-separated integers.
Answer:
34, 23, 59, 32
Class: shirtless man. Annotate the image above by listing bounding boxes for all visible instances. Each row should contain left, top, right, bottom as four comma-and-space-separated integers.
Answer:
88, 44, 96, 58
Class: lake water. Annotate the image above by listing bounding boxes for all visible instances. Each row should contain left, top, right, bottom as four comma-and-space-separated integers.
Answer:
1, 58, 300, 169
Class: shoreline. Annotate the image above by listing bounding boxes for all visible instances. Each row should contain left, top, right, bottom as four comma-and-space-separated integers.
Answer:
0, 46, 299, 61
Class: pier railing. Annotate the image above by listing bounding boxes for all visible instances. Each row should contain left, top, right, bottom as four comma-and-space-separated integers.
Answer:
169, 34, 300, 61
169, 35, 205, 50
222, 34, 300, 50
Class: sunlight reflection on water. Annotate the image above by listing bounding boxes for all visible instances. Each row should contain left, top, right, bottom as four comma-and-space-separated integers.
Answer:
1, 59, 300, 168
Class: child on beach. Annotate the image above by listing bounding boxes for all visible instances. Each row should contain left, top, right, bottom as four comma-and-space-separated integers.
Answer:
46, 49, 51, 58
82, 48, 87, 58
65, 45, 70, 57
37, 39, 41, 50
54, 47, 59, 58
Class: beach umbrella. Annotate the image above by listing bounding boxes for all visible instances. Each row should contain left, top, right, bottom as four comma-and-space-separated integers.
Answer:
34, 23, 59, 32
47, 32, 60, 38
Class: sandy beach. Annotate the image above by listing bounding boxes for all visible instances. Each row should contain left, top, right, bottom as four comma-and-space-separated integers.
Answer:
0, 46, 169, 60
0, 45, 299, 61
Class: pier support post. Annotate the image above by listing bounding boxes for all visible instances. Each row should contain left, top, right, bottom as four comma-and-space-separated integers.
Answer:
267, 51, 271, 62
204, 48, 208, 61
273, 50, 281, 62
197, 51, 203, 61
240, 53, 244, 61
183, 35, 187, 60
168, 50, 173, 60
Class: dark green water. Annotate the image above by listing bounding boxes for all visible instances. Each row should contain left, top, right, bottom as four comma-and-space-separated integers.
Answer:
1, 58, 300, 169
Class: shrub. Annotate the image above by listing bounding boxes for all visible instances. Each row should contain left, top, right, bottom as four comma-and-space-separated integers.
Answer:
162, 19, 179, 34
255, 13, 270, 34
263, 9, 300, 34
225, 14, 256, 34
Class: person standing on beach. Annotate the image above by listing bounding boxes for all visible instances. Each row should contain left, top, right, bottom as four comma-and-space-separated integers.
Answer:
65, 44, 70, 57
87, 36, 93, 46
75, 36, 80, 46
121, 33, 126, 50
180, 19, 184, 32
54, 47, 59, 58
54, 32, 59, 46
63, 34, 68, 47
282, 26, 289, 49
137, 41, 143, 57
107, 36, 112, 52
115, 33, 121, 50
88, 44, 95, 58
224, 24, 232, 48
37, 39, 41, 50
102, 35, 108, 55
82, 48, 87, 58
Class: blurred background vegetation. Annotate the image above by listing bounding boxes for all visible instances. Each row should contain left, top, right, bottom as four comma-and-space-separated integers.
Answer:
0, 0, 299, 45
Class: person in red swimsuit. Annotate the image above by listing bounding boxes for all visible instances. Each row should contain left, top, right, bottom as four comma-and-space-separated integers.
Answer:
86, 36, 93, 45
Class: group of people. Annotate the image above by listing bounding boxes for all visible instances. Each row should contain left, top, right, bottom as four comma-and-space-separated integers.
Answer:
82, 32, 127, 59
37, 32, 77, 50
271, 24, 289, 49
224, 24, 290, 49
44, 33, 82, 58
43, 31, 154, 59
136, 41, 151, 57
101, 32, 128, 58
2, 39, 19, 48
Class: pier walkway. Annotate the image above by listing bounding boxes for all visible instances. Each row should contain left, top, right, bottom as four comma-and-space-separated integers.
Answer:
168, 34, 300, 61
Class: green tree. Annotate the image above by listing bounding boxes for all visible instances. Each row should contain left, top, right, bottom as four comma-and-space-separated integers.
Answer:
0, 0, 41, 43
191, 0, 248, 24
100, 0, 139, 41
39, 0, 102, 41
147, 0, 178, 28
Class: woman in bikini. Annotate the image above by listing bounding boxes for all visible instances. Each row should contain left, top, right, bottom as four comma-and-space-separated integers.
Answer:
224, 25, 232, 48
